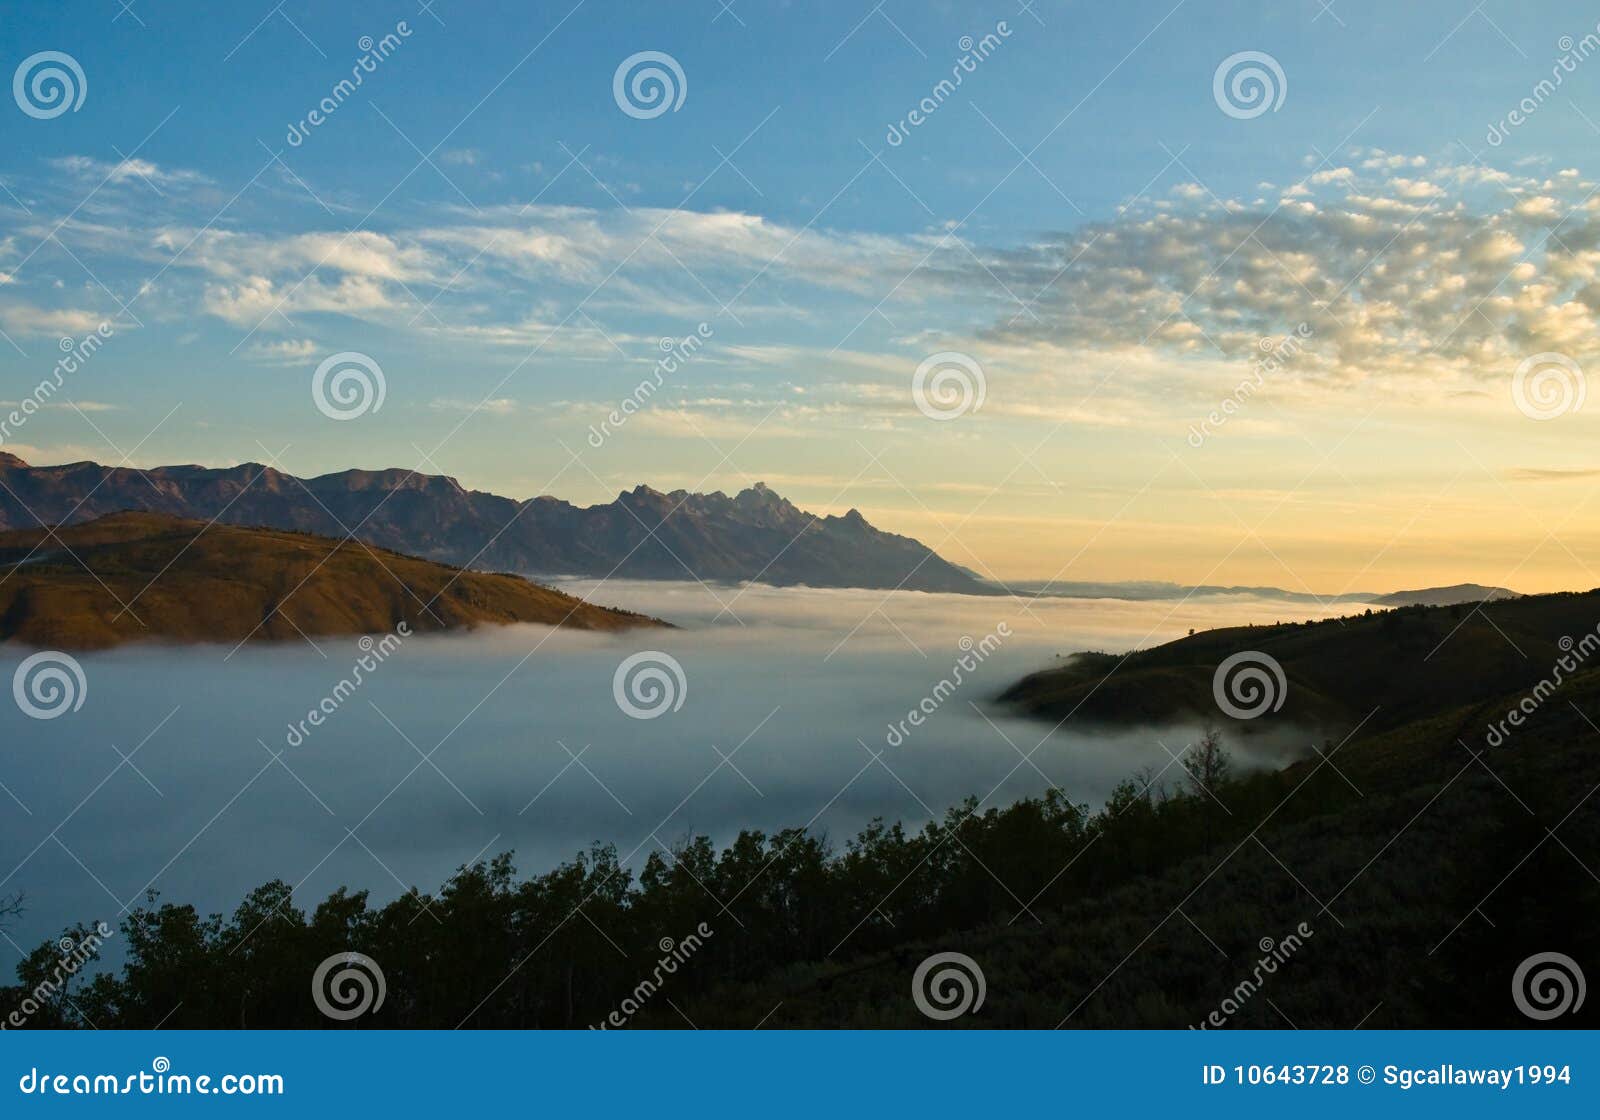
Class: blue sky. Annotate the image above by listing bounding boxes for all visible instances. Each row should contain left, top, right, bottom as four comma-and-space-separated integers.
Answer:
4, 1, 1600, 590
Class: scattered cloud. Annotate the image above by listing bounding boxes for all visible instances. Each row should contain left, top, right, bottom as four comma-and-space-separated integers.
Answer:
0, 302, 111, 337
1508, 467, 1600, 481
245, 337, 320, 364
49, 155, 210, 189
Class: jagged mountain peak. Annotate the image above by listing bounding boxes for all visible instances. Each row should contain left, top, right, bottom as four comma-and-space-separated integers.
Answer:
0, 456, 990, 594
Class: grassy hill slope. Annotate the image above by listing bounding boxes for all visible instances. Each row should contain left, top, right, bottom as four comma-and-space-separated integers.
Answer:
0, 512, 663, 649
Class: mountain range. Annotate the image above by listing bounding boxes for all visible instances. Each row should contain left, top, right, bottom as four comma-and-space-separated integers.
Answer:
0, 454, 1519, 604
997, 578, 1515, 607
0, 453, 987, 594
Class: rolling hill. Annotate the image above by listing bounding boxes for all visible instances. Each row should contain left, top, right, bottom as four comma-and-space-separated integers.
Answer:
999, 589, 1597, 736
0, 511, 664, 649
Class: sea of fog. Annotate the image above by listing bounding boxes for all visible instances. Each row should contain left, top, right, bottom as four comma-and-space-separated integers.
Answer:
0, 581, 1365, 962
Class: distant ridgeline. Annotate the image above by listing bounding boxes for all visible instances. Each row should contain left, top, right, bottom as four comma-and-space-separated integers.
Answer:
0, 454, 988, 595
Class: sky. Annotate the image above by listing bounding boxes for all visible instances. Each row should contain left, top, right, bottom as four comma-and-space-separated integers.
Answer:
2, 0, 1600, 593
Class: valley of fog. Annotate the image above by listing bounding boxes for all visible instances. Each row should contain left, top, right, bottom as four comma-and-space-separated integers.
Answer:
0, 582, 1368, 962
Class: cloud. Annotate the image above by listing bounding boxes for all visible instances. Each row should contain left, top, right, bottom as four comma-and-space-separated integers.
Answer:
953, 154, 1600, 391
0, 399, 117, 411
245, 338, 320, 364
0, 302, 110, 336
1507, 467, 1600, 481
202, 274, 400, 325
49, 155, 210, 189
429, 397, 519, 415
9, 148, 1600, 413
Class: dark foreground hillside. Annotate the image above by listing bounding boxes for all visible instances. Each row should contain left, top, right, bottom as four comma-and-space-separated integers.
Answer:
4, 597, 1597, 1028
1001, 589, 1600, 736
